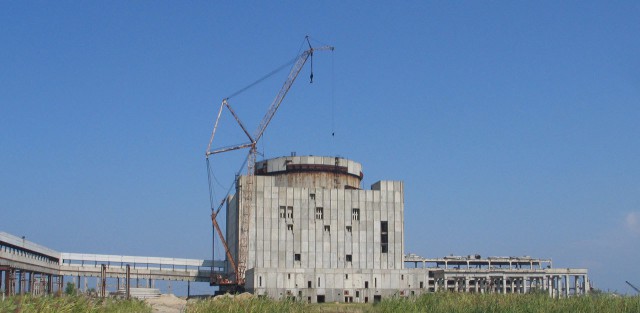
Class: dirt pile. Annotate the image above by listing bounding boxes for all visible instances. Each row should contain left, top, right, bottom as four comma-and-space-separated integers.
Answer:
145, 294, 187, 313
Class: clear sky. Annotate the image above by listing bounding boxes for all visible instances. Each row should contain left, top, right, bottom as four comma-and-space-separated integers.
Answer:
1, 1, 639, 294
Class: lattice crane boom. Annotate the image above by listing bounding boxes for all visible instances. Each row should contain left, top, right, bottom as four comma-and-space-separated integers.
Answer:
206, 37, 334, 287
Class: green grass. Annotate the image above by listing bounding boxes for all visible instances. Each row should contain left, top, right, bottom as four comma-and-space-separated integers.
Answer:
185, 293, 640, 313
0, 294, 151, 313
2, 293, 637, 313
374, 293, 640, 313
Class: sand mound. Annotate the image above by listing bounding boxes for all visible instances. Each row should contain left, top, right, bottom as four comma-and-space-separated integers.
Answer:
145, 294, 187, 313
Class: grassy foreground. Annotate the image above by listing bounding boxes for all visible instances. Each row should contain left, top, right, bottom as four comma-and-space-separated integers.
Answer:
1, 293, 638, 313
0, 295, 151, 313
186, 293, 640, 313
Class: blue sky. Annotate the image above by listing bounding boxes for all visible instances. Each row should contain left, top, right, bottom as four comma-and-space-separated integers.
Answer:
1, 1, 639, 294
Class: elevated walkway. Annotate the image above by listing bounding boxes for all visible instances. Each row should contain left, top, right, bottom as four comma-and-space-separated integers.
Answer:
0, 232, 225, 296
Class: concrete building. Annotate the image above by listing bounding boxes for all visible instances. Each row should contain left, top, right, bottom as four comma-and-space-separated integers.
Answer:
223, 155, 589, 302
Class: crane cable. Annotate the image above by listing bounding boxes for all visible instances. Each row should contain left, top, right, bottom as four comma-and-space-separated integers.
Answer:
225, 57, 297, 101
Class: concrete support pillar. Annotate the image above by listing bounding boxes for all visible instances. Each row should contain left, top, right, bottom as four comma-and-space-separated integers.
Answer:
443, 278, 448, 291
47, 274, 53, 295
584, 275, 589, 294
29, 272, 35, 295
564, 275, 569, 298
502, 276, 507, 294
510, 278, 514, 293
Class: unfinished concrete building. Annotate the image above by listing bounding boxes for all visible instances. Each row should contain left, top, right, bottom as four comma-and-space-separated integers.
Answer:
223, 155, 589, 303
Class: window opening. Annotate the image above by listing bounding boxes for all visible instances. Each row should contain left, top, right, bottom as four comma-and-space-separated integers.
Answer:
286, 206, 293, 219
381, 221, 389, 253
352, 208, 360, 221
279, 206, 286, 218
315, 207, 324, 219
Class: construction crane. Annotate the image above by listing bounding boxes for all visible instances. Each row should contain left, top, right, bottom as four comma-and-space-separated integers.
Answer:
626, 281, 640, 294
205, 37, 334, 289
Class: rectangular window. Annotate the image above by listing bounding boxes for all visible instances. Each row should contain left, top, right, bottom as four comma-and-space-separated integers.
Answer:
345, 274, 349, 279
287, 224, 293, 231
346, 254, 352, 262
381, 221, 388, 253
316, 207, 324, 219
324, 225, 330, 232
286, 206, 293, 219
294, 253, 301, 262
279, 206, 286, 218
310, 193, 315, 200
352, 208, 360, 221
346, 226, 352, 233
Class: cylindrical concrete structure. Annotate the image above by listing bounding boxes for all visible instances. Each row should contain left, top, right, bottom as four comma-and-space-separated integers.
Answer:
255, 156, 363, 189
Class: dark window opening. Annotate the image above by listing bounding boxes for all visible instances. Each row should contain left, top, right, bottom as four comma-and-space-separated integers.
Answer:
287, 224, 293, 231
381, 221, 389, 253
374, 295, 382, 303
420, 281, 424, 289
324, 225, 330, 232
356, 291, 360, 298
365, 281, 369, 289
307, 281, 312, 288
317, 295, 325, 303
346, 226, 352, 232
316, 207, 324, 219
294, 254, 301, 261
352, 208, 360, 221
310, 193, 315, 200
346, 254, 352, 262
279, 206, 286, 218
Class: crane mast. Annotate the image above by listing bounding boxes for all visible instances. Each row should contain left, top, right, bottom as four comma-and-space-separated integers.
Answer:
206, 37, 333, 287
